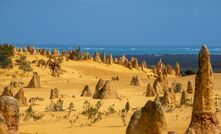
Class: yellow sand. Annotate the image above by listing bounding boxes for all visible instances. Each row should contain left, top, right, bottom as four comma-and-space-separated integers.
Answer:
0, 53, 220, 134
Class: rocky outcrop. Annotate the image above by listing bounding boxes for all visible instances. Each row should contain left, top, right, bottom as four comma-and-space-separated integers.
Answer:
80, 85, 93, 97
93, 80, 120, 99
14, 88, 28, 106
27, 72, 41, 88
126, 100, 167, 134
187, 81, 193, 94
0, 96, 19, 134
145, 83, 156, 97
50, 88, 60, 99
185, 45, 221, 134
130, 75, 143, 86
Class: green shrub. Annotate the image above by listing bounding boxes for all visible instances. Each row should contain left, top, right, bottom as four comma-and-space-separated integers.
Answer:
16, 55, 33, 72
0, 44, 13, 68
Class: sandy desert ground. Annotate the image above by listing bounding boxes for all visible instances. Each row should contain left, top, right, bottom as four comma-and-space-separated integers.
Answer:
0, 53, 220, 134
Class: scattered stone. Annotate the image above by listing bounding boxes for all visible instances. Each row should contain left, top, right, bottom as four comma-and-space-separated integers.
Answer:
185, 45, 221, 134
29, 97, 44, 103
126, 99, 167, 134
80, 85, 93, 97
0, 96, 19, 134
45, 99, 64, 112
111, 76, 119, 81
50, 88, 60, 99
130, 75, 142, 86
26, 72, 41, 88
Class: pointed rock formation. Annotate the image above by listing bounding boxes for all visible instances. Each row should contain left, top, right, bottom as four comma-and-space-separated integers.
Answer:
27, 72, 41, 88
156, 59, 164, 73
187, 81, 193, 94
107, 54, 113, 65
126, 99, 167, 134
153, 80, 163, 95
50, 88, 60, 99
9, 81, 22, 89
0, 96, 19, 134
185, 45, 221, 134
93, 80, 120, 99
80, 85, 93, 97
84, 52, 91, 60
166, 65, 175, 75
145, 83, 156, 97
93, 79, 106, 99
131, 57, 139, 69
101, 52, 107, 63
1, 86, 13, 96
130, 75, 143, 86
180, 90, 191, 106
175, 62, 181, 77
93, 51, 100, 62
153, 71, 168, 94
159, 90, 176, 108
52, 48, 59, 57
14, 88, 28, 106
0, 114, 8, 134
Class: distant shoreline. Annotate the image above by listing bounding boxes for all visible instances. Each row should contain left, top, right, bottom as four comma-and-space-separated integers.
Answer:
11, 45, 221, 72
121, 54, 221, 73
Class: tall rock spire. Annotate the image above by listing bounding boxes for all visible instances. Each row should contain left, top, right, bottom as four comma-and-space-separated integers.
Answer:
186, 45, 221, 134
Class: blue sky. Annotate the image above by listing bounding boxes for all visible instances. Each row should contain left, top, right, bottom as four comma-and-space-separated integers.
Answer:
0, 0, 221, 47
